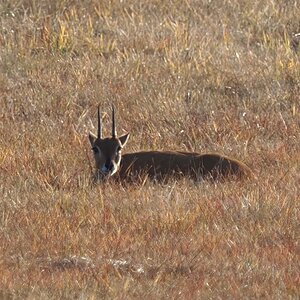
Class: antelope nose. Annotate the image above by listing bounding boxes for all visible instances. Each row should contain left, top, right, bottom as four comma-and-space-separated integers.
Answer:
105, 160, 113, 171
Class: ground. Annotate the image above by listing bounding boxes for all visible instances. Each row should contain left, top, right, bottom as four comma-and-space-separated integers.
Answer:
0, 0, 300, 299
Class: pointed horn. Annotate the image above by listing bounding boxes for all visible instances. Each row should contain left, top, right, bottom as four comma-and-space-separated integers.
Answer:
97, 105, 102, 139
112, 104, 116, 138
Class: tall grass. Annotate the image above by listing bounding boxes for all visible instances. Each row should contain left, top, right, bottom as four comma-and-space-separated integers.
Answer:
0, 0, 299, 298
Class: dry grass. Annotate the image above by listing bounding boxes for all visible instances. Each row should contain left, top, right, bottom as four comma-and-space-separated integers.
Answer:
1, 0, 300, 299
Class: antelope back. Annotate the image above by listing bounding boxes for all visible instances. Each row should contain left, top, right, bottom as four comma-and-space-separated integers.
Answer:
89, 105, 129, 179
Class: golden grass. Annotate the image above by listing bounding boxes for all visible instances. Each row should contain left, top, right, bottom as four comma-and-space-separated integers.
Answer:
0, 0, 300, 298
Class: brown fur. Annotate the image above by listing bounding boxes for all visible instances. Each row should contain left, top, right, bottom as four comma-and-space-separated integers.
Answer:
115, 150, 253, 182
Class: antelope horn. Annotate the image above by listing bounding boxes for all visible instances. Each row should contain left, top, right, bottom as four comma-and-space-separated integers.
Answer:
97, 105, 102, 139
112, 104, 116, 138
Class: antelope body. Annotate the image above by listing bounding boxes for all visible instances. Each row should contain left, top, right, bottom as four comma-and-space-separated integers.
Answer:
89, 106, 252, 182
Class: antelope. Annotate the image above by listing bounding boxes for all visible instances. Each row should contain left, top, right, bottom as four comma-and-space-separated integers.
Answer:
88, 105, 253, 183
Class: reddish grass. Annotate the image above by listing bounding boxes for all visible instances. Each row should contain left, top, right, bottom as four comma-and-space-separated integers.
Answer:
0, 0, 299, 298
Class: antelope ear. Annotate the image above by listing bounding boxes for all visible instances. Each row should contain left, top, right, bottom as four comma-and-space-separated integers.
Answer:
89, 132, 97, 146
119, 133, 130, 147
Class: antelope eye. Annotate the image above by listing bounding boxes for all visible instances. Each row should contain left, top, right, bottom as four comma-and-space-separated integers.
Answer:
92, 146, 99, 154
117, 146, 122, 152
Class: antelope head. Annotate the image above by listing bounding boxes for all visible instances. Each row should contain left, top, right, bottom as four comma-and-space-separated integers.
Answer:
89, 105, 130, 180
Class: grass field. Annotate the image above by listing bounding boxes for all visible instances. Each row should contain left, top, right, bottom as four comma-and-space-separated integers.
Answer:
1, 0, 300, 298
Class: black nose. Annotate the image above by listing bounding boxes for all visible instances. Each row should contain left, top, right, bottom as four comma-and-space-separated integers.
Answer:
105, 160, 113, 171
